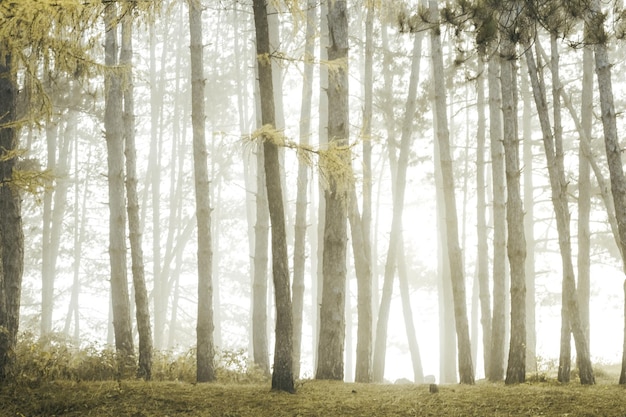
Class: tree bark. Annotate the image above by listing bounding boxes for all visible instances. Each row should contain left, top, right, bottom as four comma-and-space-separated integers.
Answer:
104, 2, 134, 374
0, 42, 23, 383
476, 57, 492, 378
499, 5, 526, 385
316, 0, 349, 381
253, 0, 295, 392
429, 0, 474, 385
487, 47, 507, 382
292, 0, 316, 380
188, 0, 216, 383
121, 13, 153, 381
586, 0, 626, 384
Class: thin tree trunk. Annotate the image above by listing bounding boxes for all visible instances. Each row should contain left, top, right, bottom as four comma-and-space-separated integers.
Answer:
521, 64, 536, 372
188, 0, 216, 383
524, 38, 594, 386
476, 57, 492, 378
347, 187, 372, 382
429, 0, 474, 385
121, 14, 153, 381
104, 2, 134, 374
253, 0, 295, 392
251, 56, 270, 375
488, 47, 507, 382
292, 0, 316, 380
578, 41, 593, 344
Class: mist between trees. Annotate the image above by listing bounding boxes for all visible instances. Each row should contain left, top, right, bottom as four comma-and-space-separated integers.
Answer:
3, 0, 626, 392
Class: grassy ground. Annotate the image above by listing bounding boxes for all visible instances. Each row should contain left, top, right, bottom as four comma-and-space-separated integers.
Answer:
3, 377, 626, 417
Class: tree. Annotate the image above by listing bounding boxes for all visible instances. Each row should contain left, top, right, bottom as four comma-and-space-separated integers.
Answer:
292, 0, 317, 380
524, 35, 594, 385
188, 0, 216, 383
104, 1, 135, 374
316, 0, 349, 381
429, 0, 474, 384
0, 40, 22, 383
585, 0, 626, 384
121, 11, 153, 381
252, 0, 295, 392
498, 2, 526, 385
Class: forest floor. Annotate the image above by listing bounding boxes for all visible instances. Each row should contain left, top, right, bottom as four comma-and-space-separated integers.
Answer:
3, 371, 626, 417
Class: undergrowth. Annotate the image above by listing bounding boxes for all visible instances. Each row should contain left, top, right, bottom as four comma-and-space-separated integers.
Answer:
9, 331, 268, 387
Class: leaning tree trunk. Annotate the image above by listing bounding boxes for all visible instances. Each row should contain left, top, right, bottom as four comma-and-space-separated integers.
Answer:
524, 39, 595, 385
121, 13, 153, 381
104, 2, 134, 375
587, 0, 626, 384
252, 0, 295, 392
429, 0, 474, 384
316, 0, 350, 381
188, 0, 216, 383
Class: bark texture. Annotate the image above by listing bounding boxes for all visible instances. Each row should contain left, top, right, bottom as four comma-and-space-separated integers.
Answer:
121, 14, 153, 381
253, 0, 295, 392
429, 0, 474, 384
188, 0, 216, 383
104, 2, 135, 374
316, 0, 349, 381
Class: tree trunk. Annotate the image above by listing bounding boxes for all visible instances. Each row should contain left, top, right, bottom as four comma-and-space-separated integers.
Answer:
188, 0, 216, 383
0, 43, 23, 383
429, 0, 474, 385
499, 9, 526, 384
521, 65, 536, 372
586, 0, 626, 384
475, 57, 492, 379
578, 39, 593, 344
487, 48, 507, 382
316, 0, 349, 382
292, 0, 316, 380
121, 14, 153, 381
104, 2, 134, 374
525, 40, 595, 385
347, 187, 372, 382
252, 0, 295, 392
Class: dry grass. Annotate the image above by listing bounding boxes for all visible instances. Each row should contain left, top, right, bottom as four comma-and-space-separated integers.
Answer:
3, 377, 626, 417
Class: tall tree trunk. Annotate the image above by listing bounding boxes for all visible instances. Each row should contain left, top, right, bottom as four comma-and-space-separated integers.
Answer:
487, 47, 507, 382
499, 7, 526, 384
521, 65, 536, 372
292, 0, 316, 380
252, 57, 270, 375
0, 43, 23, 383
121, 14, 153, 381
429, 0, 474, 385
475, 57, 492, 378
252, 0, 295, 392
41, 120, 57, 337
578, 40, 593, 344
525, 37, 595, 386
316, 0, 349, 382
104, 2, 134, 374
586, 0, 626, 384
188, 0, 216, 383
